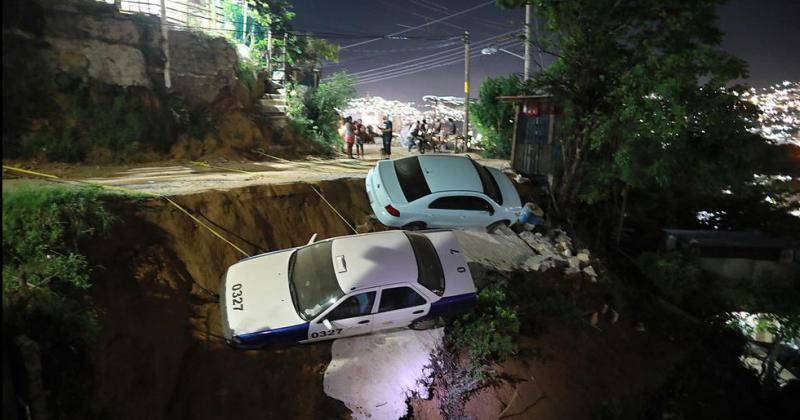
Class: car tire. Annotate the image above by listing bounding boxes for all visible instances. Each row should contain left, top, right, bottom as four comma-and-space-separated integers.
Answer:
410, 316, 444, 330
403, 221, 427, 231
486, 220, 510, 233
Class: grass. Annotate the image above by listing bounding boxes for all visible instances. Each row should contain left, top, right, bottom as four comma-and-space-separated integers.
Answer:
3, 184, 114, 415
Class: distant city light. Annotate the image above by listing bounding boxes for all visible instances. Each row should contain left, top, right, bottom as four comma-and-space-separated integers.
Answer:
741, 81, 800, 145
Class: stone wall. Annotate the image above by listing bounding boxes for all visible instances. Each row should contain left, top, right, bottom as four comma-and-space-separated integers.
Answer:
6, 0, 241, 105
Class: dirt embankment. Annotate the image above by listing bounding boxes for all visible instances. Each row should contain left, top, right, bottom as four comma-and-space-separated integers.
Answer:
85, 178, 378, 419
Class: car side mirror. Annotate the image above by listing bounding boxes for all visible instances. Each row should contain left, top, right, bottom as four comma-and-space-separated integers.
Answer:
322, 319, 333, 330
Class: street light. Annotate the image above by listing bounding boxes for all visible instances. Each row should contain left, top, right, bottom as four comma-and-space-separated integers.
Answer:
481, 46, 525, 60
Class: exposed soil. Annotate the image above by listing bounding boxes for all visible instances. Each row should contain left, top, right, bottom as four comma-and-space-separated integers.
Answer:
83, 178, 379, 419
71, 171, 684, 420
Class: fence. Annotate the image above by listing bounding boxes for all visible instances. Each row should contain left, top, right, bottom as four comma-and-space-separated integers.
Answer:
97, 0, 289, 84
98, 0, 232, 36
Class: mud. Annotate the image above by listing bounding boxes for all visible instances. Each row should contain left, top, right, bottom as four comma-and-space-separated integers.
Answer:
85, 178, 379, 419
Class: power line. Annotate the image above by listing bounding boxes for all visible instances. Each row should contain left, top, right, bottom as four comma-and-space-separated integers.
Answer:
341, 0, 494, 50
354, 40, 518, 85
341, 36, 516, 84
346, 29, 519, 78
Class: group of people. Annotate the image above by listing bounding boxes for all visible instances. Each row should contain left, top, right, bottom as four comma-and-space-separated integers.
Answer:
405, 117, 458, 153
342, 115, 393, 159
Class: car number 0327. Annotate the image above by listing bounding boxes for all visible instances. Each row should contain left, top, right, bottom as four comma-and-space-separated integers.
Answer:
230, 283, 244, 311
311, 329, 343, 339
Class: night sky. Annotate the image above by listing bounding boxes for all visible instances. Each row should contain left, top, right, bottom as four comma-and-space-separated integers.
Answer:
291, 0, 800, 103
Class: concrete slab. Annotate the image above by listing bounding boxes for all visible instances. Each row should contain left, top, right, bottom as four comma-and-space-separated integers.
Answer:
323, 328, 444, 420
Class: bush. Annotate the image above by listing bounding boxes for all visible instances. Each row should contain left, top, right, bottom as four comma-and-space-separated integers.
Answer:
638, 251, 704, 304
473, 75, 520, 159
451, 282, 520, 366
3, 184, 113, 415
286, 72, 356, 154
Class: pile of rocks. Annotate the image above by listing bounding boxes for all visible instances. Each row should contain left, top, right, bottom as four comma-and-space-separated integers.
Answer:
518, 229, 599, 281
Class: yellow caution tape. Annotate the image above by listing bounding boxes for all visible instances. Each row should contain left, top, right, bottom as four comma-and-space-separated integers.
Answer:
2, 165, 61, 179
188, 160, 255, 175
309, 185, 358, 235
2, 164, 250, 258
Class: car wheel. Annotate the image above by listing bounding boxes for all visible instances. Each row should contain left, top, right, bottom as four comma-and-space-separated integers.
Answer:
410, 317, 444, 330
486, 220, 510, 233
403, 221, 427, 231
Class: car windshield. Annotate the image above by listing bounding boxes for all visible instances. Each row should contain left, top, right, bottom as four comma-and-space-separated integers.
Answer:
288, 241, 343, 320
394, 157, 432, 202
470, 160, 503, 205
405, 232, 445, 296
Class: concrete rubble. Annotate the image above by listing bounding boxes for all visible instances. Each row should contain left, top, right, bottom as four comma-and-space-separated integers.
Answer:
517, 230, 600, 281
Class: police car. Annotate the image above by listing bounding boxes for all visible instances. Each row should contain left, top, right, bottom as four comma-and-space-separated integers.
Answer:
365, 155, 522, 231
220, 230, 476, 349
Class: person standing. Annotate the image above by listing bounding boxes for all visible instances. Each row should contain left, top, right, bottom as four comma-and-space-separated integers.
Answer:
381, 115, 393, 159
343, 116, 355, 159
356, 124, 366, 158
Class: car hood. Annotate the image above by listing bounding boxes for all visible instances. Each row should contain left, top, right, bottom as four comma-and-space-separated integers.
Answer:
221, 250, 304, 338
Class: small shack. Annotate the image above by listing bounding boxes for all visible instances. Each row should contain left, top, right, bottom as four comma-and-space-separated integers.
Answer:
663, 229, 800, 281
497, 95, 562, 182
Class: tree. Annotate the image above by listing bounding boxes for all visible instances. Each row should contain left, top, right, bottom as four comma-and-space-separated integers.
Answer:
243, 1, 339, 74
498, 0, 776, 243
730, 313, 800, 390
473, 75, 521, 158
287, 71, 356, 153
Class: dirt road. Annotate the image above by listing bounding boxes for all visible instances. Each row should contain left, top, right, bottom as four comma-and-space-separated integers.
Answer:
3, 144, 510, 196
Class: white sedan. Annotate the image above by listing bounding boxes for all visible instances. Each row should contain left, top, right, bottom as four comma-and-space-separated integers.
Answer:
220, 230, 476, 349
366, 155, 522, 231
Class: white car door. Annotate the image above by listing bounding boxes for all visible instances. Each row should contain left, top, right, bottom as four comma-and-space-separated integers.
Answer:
372, 285, 431, 332
426, 195, 468, 227
427, 195, 496, 228
306, 290, 376, 342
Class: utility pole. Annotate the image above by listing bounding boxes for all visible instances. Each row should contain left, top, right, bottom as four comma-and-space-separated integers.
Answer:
463, 31, 470, 152
523, 3, 531, 80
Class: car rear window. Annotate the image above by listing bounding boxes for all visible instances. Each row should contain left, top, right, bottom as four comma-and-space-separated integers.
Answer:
470, 160, 503, 205
394, 157, 431, 202
405, 232, 445, 296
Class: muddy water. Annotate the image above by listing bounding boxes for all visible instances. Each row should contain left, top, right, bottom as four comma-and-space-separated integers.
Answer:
86, 178, 381, 419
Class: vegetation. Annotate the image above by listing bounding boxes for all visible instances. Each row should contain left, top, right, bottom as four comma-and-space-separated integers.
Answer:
451, 282, 520, 368
472, 75, 521, 158
497, 0, 793, 247
3, 184, 113, 415
224, 1, 339, 72
286, 71, 357, 153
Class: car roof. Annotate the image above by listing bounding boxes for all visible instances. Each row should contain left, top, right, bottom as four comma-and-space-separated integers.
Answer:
416, 155, 482, 194
330, 231, 417, 292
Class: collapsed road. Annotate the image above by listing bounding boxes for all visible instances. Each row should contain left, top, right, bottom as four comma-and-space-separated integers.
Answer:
73, 169, 544, 419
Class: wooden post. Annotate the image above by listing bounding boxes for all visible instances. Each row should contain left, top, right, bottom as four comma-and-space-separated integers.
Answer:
160, 0, 171, 89
211, 0, 218, 35
242, 0, 247, 43
266, 28, 272, 77
510, 103, 520, 170
282, 32, 288, 86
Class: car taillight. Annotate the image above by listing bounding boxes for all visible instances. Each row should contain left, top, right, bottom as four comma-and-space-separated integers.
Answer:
385, 204, 400, 217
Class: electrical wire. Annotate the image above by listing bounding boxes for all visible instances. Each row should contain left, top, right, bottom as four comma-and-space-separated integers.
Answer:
354, 40, 519, 85
340, 0, 495, 50
345, 29, 520, 78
